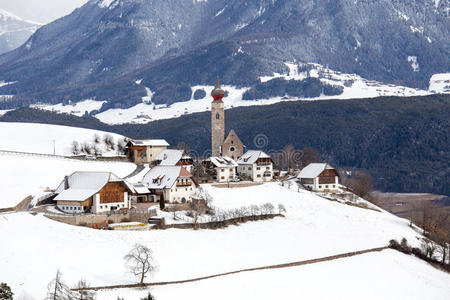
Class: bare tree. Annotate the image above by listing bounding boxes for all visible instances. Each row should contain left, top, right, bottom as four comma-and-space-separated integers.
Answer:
72, 141, 80, 155
300, 147, 320, 168
344, 170, 373, 200
278, 204, 286, 214
73, 279, 95, 300
46, 270, 74, 300
283, 144, 295, 171
175, 142, 191, 156
124, 244, 154, 286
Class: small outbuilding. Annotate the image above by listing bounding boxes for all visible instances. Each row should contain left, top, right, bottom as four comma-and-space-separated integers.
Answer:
297, 163, 340, 192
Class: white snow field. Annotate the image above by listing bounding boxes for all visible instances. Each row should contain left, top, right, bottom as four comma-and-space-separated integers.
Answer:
98, 250, 450, 300
31, 99, 106, 117
94, 62, 432, 125
1, 183, 449, 299
0, 122, 126, 156
0, 152, 135, 208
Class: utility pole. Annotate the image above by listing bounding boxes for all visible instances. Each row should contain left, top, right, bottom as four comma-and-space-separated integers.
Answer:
53, 140, 56, 155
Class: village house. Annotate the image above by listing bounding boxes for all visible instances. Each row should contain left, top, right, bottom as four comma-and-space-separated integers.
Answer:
236, 150, 273, 182
126, 139, 169, 164
141, 166, 198, 203
54, 172, 134, 214
297, 163, 340, 192
153, 149, 194, 173
208, 156, 238, 183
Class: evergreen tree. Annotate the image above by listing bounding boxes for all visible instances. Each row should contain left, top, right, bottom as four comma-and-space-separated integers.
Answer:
141, 292, 156, 300
0, 283, 13, 300
159, 193, 165, 210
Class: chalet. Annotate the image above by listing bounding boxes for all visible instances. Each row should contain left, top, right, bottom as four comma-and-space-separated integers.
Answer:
236, 150, 273, 182
141, 166, 198, 203
209, 156, 238, 183
154, 149, 193, 173
297, 163, 340, 192
54, 172, 133, 214
126, 139, 169, 164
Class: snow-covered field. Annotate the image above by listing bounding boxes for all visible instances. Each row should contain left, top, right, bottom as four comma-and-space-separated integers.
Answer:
0, 122, 126, 156
0, 152, 135, 208
98, 249, 450, 300
94, 63, 439, 125
2, 183, 448, 299
26, 64, 448, 125
31, 99, 106, 117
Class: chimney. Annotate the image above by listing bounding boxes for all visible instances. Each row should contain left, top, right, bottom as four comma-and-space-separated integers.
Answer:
64, 176, 69, 190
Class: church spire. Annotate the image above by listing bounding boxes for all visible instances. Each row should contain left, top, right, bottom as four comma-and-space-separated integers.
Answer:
211, 75, 225, 101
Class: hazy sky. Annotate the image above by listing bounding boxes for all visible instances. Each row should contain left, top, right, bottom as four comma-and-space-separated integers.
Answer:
0, 0, 89, 24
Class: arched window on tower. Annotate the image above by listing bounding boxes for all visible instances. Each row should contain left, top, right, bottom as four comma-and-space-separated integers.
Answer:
216, 113, 220, 119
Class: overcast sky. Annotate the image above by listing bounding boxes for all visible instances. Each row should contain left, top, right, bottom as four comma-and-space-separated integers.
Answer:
0, 0, 88, 24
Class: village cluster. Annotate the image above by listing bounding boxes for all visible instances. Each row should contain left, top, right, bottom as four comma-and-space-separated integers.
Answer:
53, 79, 340, 215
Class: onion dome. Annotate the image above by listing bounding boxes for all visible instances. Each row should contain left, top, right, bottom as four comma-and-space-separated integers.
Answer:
211, 76, 225, 101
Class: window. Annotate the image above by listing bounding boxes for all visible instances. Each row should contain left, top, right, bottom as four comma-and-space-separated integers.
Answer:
221, 176, 225, 179
257, 174, 261, 177
230, 146, 235, 152
216, 113, 220, 119
266, 167, 270, 170
221, 168, 225, 172
325, 185, 329, 188
333, 185, 336, 188
248, 167, 251, 170
185, 188, 188, 191
319, 185, 322, 189
256, 167, 261, 170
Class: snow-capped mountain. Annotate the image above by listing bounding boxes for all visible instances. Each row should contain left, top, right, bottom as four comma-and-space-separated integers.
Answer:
0, 0, 448, 110
0, 8, 40, 55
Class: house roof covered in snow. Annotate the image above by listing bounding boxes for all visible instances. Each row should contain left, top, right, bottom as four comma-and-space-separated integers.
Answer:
210, 156, 238, 168
132, 183, 150, 195
54, 171, 128, 202
155, 149, 184, 166
297, 163, 335, 179
141, 166, 193, 189
128, 139, 169, 147
236, 150, 271, 165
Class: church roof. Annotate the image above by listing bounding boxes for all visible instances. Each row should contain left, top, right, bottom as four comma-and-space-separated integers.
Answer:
211, 76, 225, 97
223, 129, 244, 147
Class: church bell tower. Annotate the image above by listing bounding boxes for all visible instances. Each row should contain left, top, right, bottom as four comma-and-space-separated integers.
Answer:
211, 76, 225, 157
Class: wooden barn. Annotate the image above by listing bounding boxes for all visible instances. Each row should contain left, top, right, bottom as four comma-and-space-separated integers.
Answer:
297, 163, 340, 192
54, 172, 134, 214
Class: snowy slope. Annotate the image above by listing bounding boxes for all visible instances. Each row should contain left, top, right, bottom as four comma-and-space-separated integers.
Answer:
97, 249, 450, 300
31, 99, 106, 117
95, 63, 434, 125
0, 122, 126, 156
0, 153, 135, 208
1, 183, 447, 299
0, 8, 40, 54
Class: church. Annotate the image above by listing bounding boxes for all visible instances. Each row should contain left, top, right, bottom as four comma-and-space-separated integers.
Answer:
210, 78, 245, 160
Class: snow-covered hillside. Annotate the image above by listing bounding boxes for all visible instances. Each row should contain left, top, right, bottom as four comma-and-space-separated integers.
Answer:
0, 152, 135, 208
0, 122, 126, 156
93, 64, 441, 125
0, 8, 40, 54
98, 249, 450, 300
1, 183, 449, 299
